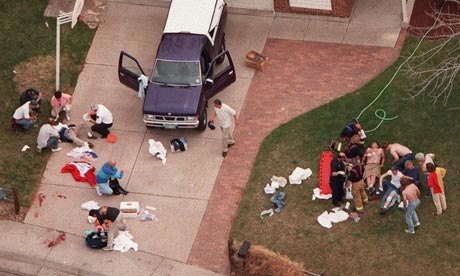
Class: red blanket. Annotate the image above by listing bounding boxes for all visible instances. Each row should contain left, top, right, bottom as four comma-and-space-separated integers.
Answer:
61, 161, 96, 187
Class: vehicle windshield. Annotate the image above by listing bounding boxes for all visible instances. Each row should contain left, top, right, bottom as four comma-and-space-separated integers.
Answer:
152, 59, 201, 86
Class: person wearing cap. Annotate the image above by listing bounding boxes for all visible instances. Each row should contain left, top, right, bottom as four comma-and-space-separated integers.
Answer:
382, 142, 414, 171
12, 100, 38, 131
51, 91, 72, 122
87, 104, 113, 139
209, 99, 238, 158
378, 166, 411, 214
329, 152, 347, 207
89, 206, 128, 251
36, 118, 62, 153
95, 160, 124, 196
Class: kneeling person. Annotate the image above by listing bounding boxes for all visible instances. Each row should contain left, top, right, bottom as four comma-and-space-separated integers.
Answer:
36, 118, 62, 153
89, 206, 128, 251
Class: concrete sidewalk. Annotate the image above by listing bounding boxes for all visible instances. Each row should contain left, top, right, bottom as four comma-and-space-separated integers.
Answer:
0, 0, 406, 275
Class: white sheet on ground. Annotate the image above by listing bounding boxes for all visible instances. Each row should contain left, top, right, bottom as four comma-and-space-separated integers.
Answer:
148, 139, 167, 165
312, 187, 332, 200
113, 231, 138, 253
289, 167, 312, 184
317, 209, 349, 228
81, 200, 100, 211
271, 175, 287, 188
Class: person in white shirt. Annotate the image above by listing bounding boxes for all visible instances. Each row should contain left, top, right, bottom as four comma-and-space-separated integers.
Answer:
12, 100, 38, 131
378, 166, 411, 214
36, 118, 62, 153
209, 99, 238, 158
88, 104, 113, 138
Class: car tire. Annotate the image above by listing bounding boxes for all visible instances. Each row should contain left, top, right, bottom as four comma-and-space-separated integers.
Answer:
216, 37, 226, 64
197, 108, 207, 131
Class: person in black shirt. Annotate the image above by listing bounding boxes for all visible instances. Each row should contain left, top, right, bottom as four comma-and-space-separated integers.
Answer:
330, 152, 347, 206
89, 206, 128, 251
19, 88, 43, 112
347, 164, 368, 213
345, 142, 363, 165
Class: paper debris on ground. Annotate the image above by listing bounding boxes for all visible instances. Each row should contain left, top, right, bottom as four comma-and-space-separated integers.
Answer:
289, 167, 312, 184
312, 187, 332, 200
113, 231, 138, 253
81, 200, 100, 211
148, 139, 167, 165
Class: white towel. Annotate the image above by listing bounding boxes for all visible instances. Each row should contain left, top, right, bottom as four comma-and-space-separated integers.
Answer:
148, 139, 167, 165
137, 74, 149, 99
289, 167, 312, 184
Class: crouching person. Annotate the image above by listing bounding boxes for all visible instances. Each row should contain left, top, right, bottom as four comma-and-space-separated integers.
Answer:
347, 164, 368, 213
89, 206, 128, 251
36, 118, 62, 153
95, 160, 124, 196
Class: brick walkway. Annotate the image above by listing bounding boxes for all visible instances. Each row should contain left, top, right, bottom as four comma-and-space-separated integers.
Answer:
188, 30, 407, 274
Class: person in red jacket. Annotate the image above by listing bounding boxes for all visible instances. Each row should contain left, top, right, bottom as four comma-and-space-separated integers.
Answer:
426, 163, 447, 216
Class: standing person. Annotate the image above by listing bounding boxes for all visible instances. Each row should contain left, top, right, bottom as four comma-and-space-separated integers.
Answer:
51, 91, 72, 122
329, 152, 347, 207
36, 118, 62, 153
89, 206, 128, 251
12, 100, 38, 131
426, 163, 447, 216
95, 160, 124, 196
88, 104, 113, 138
415, 152, 435, 197
347, 164, 368, 213
209, 99, 238, 158
362, 141, 385, 193
382, 142, 414, 171
378, 166, 410, 214
402, 160, 420, 189
401, 178, 421, 234
345, 141, 363, 165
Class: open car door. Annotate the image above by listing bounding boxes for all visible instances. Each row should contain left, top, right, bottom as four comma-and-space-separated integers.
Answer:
204, 50, 236, 99
118, 51, 146, 92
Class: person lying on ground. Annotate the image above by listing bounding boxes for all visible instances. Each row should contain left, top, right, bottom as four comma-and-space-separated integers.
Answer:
55, 122, 94, 148
362, 141, 385, 193
378, 166, 411, 214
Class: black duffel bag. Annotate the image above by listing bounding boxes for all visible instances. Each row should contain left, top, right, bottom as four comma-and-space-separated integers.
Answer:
85, 231, 108, 249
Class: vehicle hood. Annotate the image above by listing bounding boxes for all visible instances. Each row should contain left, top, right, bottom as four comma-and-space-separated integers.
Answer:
143, 83, 201, 115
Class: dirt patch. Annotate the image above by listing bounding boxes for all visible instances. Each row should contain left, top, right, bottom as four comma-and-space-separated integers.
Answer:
13, 55, 77, 98
0, 201, 28, 222
230, 240, 316, 276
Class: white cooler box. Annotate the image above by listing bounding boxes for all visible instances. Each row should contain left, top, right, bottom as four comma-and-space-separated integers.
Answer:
120, 201, 139, 218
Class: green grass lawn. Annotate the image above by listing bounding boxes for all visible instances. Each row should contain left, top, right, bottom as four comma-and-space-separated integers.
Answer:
231, 36, 460, 276
0, 0, 95, 205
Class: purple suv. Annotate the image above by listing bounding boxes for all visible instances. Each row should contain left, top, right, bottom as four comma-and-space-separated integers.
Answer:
118, 0, 236, 130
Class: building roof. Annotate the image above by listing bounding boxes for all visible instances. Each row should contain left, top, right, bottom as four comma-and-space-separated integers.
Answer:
163, 0, 225, 45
